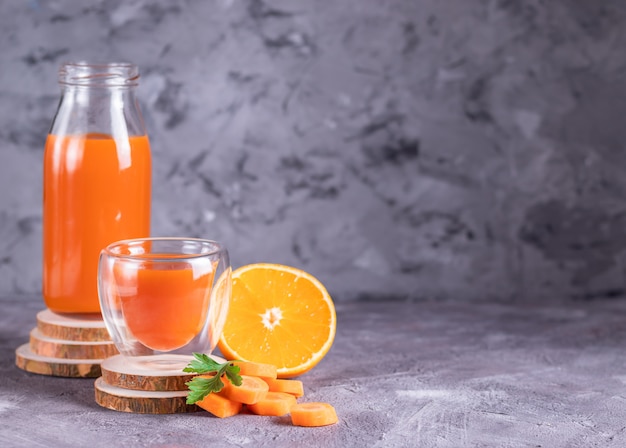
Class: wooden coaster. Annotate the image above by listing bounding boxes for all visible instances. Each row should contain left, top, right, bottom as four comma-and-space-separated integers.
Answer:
15, 343, 103, 378
101, 354, 196, 391
29, 328, 118, 360
100, 355, 226, 391
36, 309, 111, 342
94, 377, 199, 414
95, 354, 227, 413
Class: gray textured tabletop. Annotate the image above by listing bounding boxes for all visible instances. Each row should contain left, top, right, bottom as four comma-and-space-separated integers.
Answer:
2, 297, 626, 447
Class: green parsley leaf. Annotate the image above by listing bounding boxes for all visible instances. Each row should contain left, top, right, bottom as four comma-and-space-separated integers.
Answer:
184, 352, 242, 404
224, 366, 243, 387
183, 352, 222, 374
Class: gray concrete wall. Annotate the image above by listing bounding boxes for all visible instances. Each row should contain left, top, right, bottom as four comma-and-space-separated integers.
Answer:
1, 0, 625, 302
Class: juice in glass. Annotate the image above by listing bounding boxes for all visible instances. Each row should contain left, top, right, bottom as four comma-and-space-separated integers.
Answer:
115, 260, 214, 351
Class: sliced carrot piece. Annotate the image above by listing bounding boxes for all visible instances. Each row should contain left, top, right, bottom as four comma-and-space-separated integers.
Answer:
263, 377, 304, 397
221, 374, 269, 404
196, 392, 242, 418
232, 361, 277, 379
290, 402, 338, 427
247, 391, 297, 416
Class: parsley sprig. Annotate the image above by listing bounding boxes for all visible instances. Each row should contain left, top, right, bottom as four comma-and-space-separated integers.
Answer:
184, 353, 243, 404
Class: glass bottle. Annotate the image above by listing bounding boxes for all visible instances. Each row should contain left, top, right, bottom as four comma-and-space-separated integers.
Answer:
43, 62, 152, 314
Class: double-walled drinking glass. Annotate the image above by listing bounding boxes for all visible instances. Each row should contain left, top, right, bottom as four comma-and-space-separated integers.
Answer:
98, 238, 231, 369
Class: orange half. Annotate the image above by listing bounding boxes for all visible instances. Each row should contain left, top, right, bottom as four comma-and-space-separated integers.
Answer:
217, 263, 336, 378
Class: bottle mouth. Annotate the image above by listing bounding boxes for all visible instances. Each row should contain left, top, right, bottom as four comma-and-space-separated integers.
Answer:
59, 62, 140, 87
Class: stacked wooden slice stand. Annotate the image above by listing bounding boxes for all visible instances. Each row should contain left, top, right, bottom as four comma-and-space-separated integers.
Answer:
15, 309, 118, 378
94, 354, 200, 414
15, 309, 204, 414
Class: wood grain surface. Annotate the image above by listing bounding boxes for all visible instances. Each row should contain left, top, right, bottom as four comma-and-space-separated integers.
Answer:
99, 354, 196, 392
94, 378, 199, 414
29, 328, 118, 359
36, 309, 112, 342
15, 343, 103, 378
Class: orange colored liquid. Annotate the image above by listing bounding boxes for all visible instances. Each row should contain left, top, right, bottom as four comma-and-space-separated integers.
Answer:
116, 261, 214, 351
43, 134, 151, 314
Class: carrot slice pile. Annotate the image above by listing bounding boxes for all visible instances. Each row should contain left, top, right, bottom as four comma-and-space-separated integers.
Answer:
190, 360, 338, 426
290, 402, 338, 427
248, 391, 297, 416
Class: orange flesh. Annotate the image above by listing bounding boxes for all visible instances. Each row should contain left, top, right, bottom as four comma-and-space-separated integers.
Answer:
43, 133, 151, 314
218, 264, 336, 378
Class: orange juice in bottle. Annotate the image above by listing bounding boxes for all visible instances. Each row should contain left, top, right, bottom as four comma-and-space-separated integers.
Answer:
43, 63, 151, 314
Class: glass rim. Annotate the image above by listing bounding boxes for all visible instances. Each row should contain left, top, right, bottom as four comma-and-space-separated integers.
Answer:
102, 237, 227, 260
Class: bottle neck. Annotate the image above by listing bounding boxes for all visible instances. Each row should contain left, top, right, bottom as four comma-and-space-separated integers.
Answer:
50, 63, 146, 138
